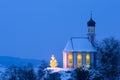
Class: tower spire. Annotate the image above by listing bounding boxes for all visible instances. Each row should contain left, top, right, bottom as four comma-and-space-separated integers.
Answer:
87, 12, 96, 45
90, 11, 92, 19
87, 11, 95, 27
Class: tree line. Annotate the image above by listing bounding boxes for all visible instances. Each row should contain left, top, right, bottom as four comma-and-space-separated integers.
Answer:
0, 61, 48, 80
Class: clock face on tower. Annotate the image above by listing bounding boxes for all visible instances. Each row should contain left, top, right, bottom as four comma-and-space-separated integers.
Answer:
90, 28, 94, 32
88, 27, 94, 33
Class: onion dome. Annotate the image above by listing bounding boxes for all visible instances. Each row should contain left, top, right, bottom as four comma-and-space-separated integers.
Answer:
87, 18, 96, 27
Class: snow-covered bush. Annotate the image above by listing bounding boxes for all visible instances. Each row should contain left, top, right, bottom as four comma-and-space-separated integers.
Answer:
37, 60, 48, 80
72, 67, 90, 80
1, 64, 36, 80
43, 69, 61, 80
46, 72, 61, 80
1, 65, 18, 80
0, 66, 103, 80
89, 69, 103, 80
72, 67, 102, 80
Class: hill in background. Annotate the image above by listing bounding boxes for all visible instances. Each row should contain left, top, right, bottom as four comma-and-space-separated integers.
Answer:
0, 56, 46, 67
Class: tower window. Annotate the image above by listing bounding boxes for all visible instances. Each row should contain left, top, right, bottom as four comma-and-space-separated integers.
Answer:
77, 53, 82, 67
86, 53, 90, 68
68, 53, 73, 68
90, 27, 94, 32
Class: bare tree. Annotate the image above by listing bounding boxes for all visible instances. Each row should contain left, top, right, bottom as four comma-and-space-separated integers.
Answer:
96, 37, 120, 80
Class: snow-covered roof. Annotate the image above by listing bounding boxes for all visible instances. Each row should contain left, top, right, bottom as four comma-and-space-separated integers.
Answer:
63, 37, 96, 52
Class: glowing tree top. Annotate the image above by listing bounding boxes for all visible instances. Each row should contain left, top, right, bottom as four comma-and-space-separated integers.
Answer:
50, 54, 58, 68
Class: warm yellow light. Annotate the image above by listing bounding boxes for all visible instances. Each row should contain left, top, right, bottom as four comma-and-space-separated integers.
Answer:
77, 54, 82, 61
86, 54, 90, 59
50, 54, 58, 68
77, 53, 82, 67
86, 53, 90, 68
68, 53, 73, 68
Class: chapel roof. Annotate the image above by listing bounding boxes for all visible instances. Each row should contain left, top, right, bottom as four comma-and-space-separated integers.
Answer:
63, 37, 96, 52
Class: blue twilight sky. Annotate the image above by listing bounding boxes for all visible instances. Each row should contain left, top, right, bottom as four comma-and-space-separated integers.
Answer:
0, 0, 120, 62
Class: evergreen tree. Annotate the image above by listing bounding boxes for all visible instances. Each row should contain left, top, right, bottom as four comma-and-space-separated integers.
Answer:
50, 55, 58, 68
1, 64, 36, 80
1, 65, 18, 80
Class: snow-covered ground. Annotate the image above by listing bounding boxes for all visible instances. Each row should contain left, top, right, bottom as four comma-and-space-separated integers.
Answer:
0, 67, 6, 73
44, 67, 74, 80
0, 67, 105, 80
0, 67, 73, 80
46, 67, 71, 72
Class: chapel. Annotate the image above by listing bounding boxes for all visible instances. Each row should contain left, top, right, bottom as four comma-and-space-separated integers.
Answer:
63, 16, 96, 68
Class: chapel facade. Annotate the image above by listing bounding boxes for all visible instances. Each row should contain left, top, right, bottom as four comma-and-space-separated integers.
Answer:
63, 16, 96, 68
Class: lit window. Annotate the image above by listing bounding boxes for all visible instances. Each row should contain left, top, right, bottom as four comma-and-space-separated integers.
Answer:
68, 53, 73, 68
77, 53, 82, 67
86, 53, 90, 68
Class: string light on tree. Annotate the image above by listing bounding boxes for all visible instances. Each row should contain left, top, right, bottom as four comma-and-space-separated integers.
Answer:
50, 54, 58, 68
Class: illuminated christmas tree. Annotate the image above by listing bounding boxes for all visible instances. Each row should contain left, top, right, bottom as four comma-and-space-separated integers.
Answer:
50, 55, 58, 68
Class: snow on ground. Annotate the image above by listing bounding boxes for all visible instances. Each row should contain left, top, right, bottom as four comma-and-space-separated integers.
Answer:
46, 67, 71, 72
0, 67, 6, 80
0, 67, 6, 73
60, 71, 72, 80
46, 67, 73, 80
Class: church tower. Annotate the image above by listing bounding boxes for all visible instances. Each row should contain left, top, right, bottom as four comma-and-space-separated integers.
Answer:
87, 14, 96, 45
63, 14, 97, 69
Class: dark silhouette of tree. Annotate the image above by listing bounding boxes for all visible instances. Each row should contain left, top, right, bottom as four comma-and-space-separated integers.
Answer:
73, 67, 90, 80
1, 65, 18, 80
96, 37, 120, 80
17, 64, 36, 80
1, 64, 36, 80
72, 67, 103, 80
26, 64, 36, 80
47, 72, 61, 80
37, 60, 48, 80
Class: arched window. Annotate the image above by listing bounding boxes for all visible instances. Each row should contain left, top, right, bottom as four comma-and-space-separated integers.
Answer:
86, 53, 90, 68
77, 53, 82, 67
68, 53, 73, 68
